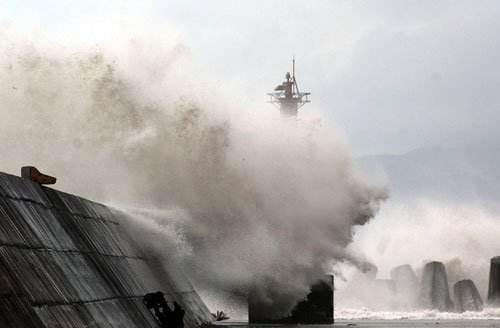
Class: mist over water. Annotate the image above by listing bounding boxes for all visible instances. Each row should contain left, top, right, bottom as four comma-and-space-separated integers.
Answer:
331, 196, 500, 320
0, 38, 387, 317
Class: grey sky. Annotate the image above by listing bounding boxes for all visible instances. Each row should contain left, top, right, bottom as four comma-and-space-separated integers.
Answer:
1, 0, 499, 155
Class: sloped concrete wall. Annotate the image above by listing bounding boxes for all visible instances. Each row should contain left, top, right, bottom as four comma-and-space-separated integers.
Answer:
0, 172, 212, 327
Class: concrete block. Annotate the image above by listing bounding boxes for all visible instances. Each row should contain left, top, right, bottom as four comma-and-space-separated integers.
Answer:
419, 261, 453, 311
391, 264, 418, 309
454, 279, 483, 312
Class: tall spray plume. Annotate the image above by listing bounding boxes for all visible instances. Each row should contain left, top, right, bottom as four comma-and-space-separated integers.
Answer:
0, 40, 387, 317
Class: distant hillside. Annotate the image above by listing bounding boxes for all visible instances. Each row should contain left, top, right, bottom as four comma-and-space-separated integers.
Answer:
357, 146, 500, 208
350, 147, 500, 295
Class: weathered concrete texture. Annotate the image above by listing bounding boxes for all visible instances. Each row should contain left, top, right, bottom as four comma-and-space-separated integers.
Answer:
454, 279, 483, 312
0, 172, 212, 327
419, 261, 454, 311
391, 264, 418, 309
488, 256, 500, 306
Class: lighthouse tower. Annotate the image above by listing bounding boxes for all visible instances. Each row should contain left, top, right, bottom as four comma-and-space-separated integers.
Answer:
267, 58, 311, 117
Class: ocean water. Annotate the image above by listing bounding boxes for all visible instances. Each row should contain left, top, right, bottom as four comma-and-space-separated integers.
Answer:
334, 309, 500, 327
336, 308, 500, 320
335, 320, 500, 327
217, 320, 500, 328
215, 309, 500, 328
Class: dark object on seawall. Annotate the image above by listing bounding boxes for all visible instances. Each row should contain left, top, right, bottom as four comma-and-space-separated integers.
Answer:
21, 166, 56, 185
144, 292, 186, 328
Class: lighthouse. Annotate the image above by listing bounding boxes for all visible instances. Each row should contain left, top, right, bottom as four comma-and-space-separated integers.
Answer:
267, 58, 311, 117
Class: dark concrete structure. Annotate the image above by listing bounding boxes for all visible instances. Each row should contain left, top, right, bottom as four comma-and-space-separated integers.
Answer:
289, 276, 334, 324
488, 256, 500, 306
453, 279, 483, 312
0, 172, 212, 327
248, 276, 334, 324
419, 261, 454, 311
391, 264, 418, 309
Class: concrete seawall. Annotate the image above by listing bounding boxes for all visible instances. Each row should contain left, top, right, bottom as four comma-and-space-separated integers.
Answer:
0, 172, 212, 327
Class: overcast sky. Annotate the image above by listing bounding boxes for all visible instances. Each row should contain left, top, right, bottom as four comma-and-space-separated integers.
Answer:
1, 0, 499, 156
